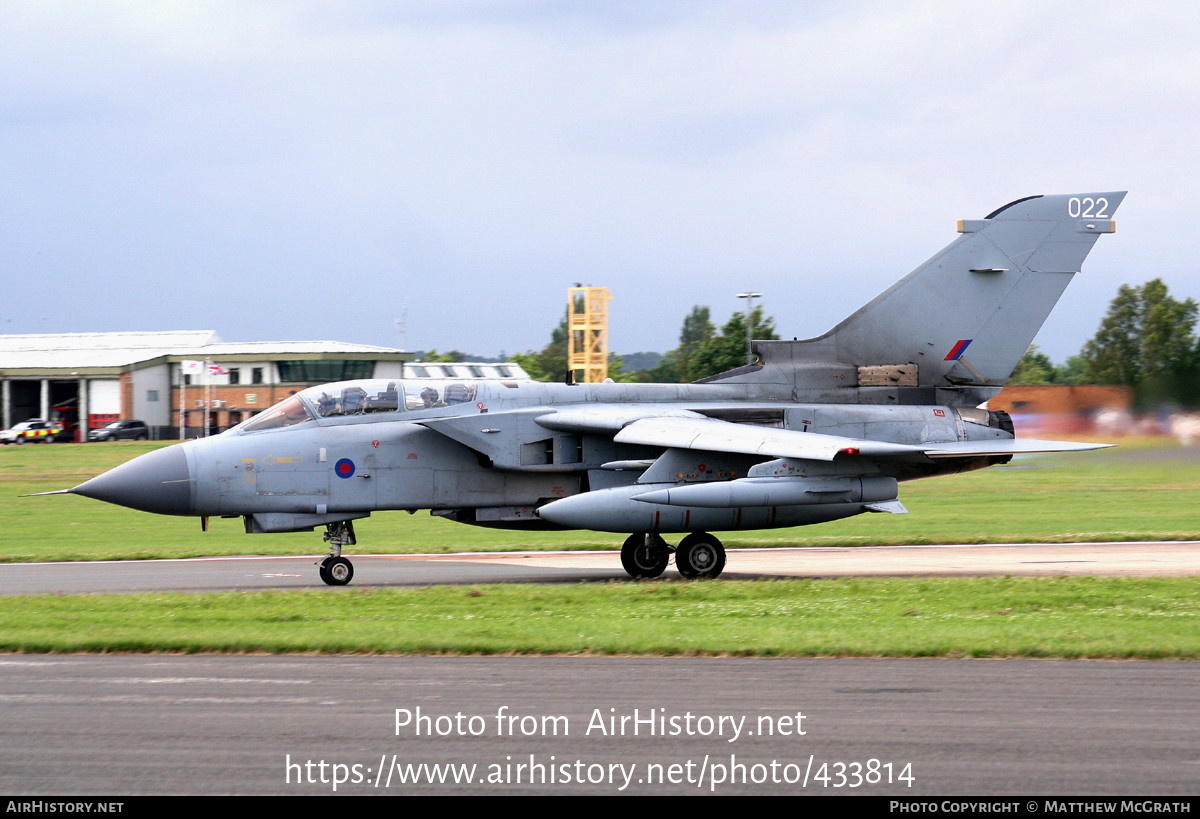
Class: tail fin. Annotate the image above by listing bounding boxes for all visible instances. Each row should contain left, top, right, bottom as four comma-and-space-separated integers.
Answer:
735, 192, 1125, 401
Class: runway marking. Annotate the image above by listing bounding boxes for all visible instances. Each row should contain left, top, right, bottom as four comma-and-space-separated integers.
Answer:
0, 693, 326, 705
99, 677, 313, 685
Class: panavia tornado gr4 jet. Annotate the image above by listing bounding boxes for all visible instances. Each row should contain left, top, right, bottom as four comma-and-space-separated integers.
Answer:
65, 192, 1125, 585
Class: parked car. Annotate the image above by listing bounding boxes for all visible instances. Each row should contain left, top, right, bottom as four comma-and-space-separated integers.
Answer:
88, 420, 149, 442
0, 419, 62, 444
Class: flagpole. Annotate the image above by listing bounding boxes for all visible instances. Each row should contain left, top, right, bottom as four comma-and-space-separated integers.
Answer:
203, 361, 210, 438
180, 362, 187, 439
178, 362, 185, 440
179, 360, 205, 440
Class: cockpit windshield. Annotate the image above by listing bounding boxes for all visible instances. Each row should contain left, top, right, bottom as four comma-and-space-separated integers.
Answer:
240, 395, 313, 432
237, 379, 485, 433
304, 379, 481, 419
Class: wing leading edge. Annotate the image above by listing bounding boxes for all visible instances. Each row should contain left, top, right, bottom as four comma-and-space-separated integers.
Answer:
611, 415, 1110, 462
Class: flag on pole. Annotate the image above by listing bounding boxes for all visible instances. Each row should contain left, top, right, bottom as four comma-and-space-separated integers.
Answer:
207, 361, 228, 376
180, 360, 204, 375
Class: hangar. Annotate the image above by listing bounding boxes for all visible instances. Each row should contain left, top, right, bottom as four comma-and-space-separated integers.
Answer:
0, 331, 413, 440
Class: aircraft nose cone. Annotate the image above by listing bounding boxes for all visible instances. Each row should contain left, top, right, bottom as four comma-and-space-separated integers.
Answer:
72, 444, 194, 515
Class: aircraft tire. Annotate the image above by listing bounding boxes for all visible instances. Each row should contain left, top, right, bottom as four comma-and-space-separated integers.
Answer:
676, 533, 726, 579
319, 556, 354, 586
620, 533, 670, 579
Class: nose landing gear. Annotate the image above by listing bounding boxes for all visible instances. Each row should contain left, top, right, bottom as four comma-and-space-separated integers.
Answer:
317, 520, 357, 586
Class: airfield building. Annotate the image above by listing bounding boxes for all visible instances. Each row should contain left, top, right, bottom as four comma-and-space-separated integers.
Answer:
0, 331, 414, 440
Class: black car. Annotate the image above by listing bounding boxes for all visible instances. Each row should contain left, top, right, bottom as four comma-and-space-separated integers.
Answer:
88, 420, 149, 442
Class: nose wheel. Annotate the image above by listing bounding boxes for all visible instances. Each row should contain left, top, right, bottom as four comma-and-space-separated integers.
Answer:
318, 556, 354, 586
317, 520, 357, 586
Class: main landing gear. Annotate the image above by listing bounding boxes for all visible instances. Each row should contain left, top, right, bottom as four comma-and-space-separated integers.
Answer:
620, 531, 727, 580
621, 533, 670, 578
317, 520, 356, 586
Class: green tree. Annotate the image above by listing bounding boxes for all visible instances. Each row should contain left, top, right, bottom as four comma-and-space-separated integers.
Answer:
1057, 355, 1091, 385
606, 352, 640, 383
617, 352, 663, 373
685, 308, 778, 381
639, 305, 714, 383
419, 349, 468, 363
1080, 279, 1200, 406
1009, 345, 1057, 385
674, 306, 715, 381
508, 351, 547, 381
527, 313, 570, 382
639, 351, 680, 383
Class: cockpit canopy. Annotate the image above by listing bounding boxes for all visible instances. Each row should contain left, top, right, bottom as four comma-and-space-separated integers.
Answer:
238, 379, 483, 433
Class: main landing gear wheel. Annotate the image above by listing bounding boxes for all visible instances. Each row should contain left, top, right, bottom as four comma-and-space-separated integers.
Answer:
621, 533, 670, 579
319, 556, 354, 586
675, 532, 726, 579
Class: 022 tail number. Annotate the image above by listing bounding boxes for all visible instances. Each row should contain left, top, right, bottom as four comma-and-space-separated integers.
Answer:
1068, 197, 1109, 218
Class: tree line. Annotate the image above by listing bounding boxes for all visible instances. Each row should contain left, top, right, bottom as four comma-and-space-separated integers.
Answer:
506, 305, 779, 384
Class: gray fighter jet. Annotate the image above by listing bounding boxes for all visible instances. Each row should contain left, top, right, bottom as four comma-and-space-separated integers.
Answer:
66, 192, 1125, 584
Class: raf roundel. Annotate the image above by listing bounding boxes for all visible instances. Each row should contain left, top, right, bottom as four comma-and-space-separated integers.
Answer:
334, 458, 356, 479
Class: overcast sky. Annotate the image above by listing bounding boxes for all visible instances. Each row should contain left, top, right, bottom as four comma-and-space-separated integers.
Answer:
2, 1, 1196, 364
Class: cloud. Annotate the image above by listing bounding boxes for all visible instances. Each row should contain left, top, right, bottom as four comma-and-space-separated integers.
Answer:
0, 1, 1196, 360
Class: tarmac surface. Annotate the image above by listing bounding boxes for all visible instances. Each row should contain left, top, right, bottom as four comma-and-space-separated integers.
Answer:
1, 654, 1197, 796
2, 541, 1196, 796
0, 540, 1197, 595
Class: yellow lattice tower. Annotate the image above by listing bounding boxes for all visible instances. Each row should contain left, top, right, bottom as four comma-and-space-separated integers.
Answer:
567, 286, 612, 383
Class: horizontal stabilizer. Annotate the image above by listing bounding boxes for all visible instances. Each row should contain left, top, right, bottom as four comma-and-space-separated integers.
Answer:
864, 501, 908, 514
920, 439, 1113, 458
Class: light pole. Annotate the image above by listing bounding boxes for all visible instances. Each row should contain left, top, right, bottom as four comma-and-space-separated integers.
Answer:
736, 292, 762, 366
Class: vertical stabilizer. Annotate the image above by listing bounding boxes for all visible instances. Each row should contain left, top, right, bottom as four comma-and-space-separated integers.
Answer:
742, 192, 1125, 394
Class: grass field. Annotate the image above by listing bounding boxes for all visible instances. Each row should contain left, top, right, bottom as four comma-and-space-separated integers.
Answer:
2, 576, 1196, 658
1, 438, 1197, 562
